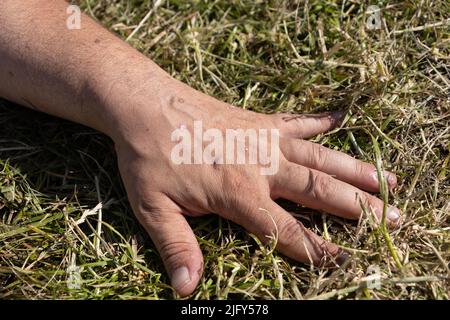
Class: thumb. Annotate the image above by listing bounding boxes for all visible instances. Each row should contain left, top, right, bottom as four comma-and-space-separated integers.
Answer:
133, 194, 203, 297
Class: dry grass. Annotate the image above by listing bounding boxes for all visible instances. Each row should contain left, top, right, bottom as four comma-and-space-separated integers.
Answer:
0, 0, 449, 299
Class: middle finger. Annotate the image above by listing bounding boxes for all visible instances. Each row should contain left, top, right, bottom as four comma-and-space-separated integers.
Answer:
273, 160, 401, 226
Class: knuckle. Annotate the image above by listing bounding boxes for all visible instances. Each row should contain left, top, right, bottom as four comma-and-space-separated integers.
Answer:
309, 144, 328, 168
354, 160, 369, 177
138, 197, 158, 214
305, 170, 333, 202
269, 113, 283, 127
282, 160, 301, 181
273, 114, 302, 136
277, 218, 305, 247
223, 193, 256, 221
138, 198, 165, 223
226, 170, 247, 190
221, 170, 265, 204
159, 240, 198, 268
136, 194, 173, 224
355, 191, 381, 218
364, 194, 382, 214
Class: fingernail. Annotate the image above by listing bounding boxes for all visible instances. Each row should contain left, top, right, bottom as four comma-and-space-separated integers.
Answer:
387, 206, 400, 222
386, 173, 397, 188
171, 266, 191, 291
329, 110, 346, 125
371, 170, 397, 188
370, 171, 378, 183
336, 250, 350, 266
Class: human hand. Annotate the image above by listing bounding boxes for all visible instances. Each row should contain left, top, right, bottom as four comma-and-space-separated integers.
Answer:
110, 77, 400, 297
0, 2, 400, 296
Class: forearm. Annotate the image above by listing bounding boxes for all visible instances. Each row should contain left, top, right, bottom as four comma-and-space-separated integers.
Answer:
0, 0, 170, 139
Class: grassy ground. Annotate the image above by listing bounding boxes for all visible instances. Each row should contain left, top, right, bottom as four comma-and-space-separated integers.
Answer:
1, 0, 449, 299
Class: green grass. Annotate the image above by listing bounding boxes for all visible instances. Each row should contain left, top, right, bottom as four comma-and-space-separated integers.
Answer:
1, 0, 449, 299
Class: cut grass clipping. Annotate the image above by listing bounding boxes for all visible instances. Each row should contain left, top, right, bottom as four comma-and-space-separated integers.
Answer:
1, 0, 449, 299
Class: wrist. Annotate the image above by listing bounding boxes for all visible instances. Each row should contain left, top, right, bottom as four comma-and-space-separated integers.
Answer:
85, 52, 173, 142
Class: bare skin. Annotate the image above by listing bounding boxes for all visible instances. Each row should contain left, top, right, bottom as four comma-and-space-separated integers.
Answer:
0, 1, 400, 296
